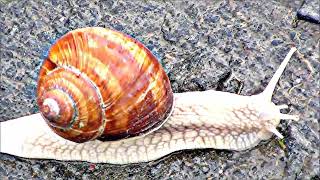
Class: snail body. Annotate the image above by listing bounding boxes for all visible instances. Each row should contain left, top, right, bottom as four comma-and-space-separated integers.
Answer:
0, 27, 299, 164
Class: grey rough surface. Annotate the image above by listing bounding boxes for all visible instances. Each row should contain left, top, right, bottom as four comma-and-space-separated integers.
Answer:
0, 0, 319, 179
297, 0, 320, 24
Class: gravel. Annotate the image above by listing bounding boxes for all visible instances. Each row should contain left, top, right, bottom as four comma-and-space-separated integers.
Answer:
297, 0, 320, 24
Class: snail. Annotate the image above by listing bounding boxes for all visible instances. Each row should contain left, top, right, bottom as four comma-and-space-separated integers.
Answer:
0, 27, 299, 164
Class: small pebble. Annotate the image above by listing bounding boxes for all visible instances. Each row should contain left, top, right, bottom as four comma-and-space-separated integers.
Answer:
271, 39, 283, 46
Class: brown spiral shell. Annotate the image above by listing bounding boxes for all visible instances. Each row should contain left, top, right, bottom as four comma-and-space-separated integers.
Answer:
37, 27, 174, 143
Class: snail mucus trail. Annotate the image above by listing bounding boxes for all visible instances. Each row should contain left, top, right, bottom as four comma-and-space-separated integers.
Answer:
0, 27, 299, 164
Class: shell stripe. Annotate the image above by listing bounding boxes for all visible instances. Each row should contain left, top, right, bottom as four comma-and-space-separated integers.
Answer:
37, 60, 57, 89
69, 29, 163, 135
50, 34, 130, 134
83, 28, 173, 138
60, 65, 108, 139
38, 65, 105, 139
39, 69, 88, 131
41, 88, 79, 130
64, 41, 132, 132
53, 33, 123, 106
39, 27, 174, 141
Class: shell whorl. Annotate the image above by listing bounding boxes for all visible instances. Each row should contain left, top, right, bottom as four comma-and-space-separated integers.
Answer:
37, 27, 174, 143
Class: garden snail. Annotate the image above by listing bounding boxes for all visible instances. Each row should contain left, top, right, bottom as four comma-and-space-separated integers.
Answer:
0, 27, 299, 164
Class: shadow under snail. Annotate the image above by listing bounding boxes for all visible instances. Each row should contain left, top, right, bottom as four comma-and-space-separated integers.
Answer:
0, 27, 299, 164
